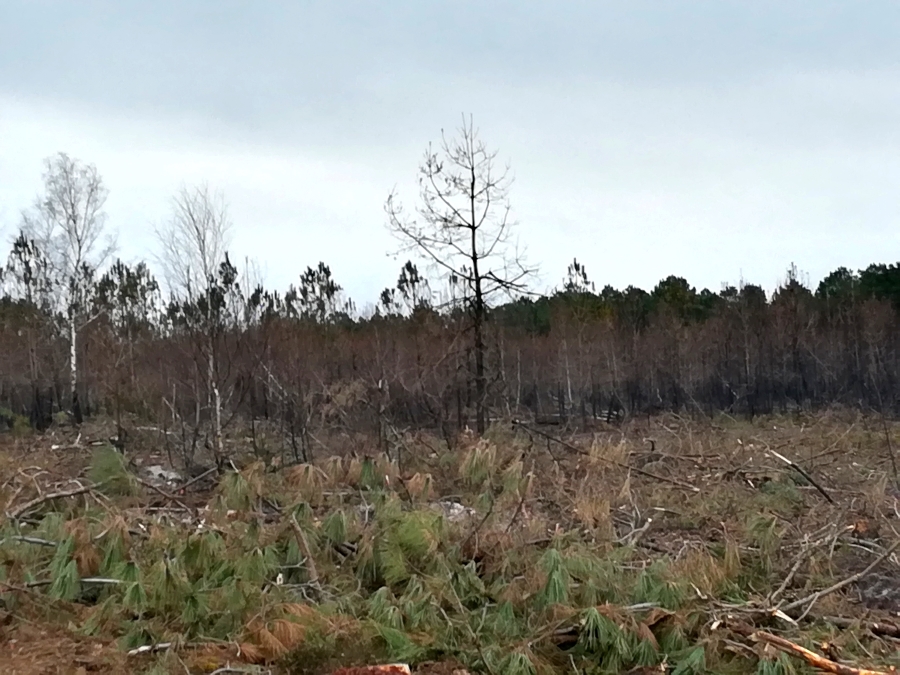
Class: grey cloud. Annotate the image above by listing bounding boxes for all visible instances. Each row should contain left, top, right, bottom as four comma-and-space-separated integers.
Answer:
4, 2, 900, 137
2, 1, 899, 305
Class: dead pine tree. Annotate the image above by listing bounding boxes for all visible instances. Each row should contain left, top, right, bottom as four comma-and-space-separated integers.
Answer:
385, 114, 536, 434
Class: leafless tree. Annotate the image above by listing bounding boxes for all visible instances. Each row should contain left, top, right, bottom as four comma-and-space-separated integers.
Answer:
154, 183, 232, 299
385, 115, 536, 433
20, 152, 117, 422
154, 183, 232, 464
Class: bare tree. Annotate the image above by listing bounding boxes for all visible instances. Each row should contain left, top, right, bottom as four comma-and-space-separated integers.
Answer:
20, 153, 116, 423
385, 115, 536, 433
154, 183, 232, 464
154, 183, 232, 298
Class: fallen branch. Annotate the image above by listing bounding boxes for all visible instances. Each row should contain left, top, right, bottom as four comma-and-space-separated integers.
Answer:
781, 539, 900, 614
768, 449, 834, 504
3, 577, 123, 590
127, 641, 177, 656
460, 497, 495, 551
727, 619, 892, 675
6, 482, 105, 520
618, 516, 654, 548
177, 466, 218, 492
769, 525, 846, 606
819, 615, 900, 640
289, 513, 319, 585
512, 420, 700, 493
72, 577, 124, 586
132, 474, 194, 513
505, 491, 528, 533
0, 535, 57, 547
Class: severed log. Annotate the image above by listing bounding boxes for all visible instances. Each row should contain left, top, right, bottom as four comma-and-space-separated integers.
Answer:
727, 618, 894, 675
820, 616, 900, 640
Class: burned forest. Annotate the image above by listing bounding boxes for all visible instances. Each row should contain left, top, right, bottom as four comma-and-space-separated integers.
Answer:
1, 127, 900, 675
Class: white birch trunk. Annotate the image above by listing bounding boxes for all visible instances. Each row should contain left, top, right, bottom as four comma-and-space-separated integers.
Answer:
69, 308, 78, 415
208, 340, 223, 461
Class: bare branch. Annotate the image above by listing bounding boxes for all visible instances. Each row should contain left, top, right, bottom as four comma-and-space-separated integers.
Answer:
153, 183, 232, 301
384, 114, 538, 433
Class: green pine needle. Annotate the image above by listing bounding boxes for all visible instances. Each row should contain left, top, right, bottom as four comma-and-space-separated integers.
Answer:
539, 549, 571, 607
49, 558, 80, 601
123, 580, 147, 614
500, 651, 537, 675
322, 509, 349, 545
374, 624, 425, 663
89, 445, 137, 496
671, 645, 707, 675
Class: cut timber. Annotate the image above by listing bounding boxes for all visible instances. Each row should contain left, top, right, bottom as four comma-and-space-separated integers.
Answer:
728, 619, 895, 675
821, 616, 900, 639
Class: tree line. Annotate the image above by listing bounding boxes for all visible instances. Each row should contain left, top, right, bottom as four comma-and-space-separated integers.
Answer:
1, 117, 899, 467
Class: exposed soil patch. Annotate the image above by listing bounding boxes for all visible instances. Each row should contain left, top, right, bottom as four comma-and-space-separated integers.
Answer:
0, 621, 130, 675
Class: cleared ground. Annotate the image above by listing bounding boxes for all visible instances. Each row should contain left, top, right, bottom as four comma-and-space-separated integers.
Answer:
0, 409, 898, 674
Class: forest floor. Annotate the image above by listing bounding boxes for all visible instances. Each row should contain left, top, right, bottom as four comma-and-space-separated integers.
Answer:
0, 409, 899, 675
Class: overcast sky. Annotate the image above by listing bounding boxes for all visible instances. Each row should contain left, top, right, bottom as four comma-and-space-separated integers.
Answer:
2, 1, 899, 309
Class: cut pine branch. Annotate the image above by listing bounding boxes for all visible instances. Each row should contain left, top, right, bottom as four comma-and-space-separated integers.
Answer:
727, 619, 893, 675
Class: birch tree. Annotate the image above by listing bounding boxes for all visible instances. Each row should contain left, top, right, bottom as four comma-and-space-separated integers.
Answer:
154, 183, 232, 464
20, 153, 116, 423
155, 184, 231, 298
385, 115, 536, 434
